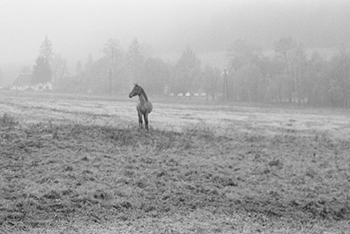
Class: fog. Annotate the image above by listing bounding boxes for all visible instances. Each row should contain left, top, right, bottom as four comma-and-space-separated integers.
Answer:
1, 0, 232, 65
2, 0, 350, 66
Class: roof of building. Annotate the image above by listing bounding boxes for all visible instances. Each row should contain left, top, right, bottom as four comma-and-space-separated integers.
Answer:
13, 73, 32, 86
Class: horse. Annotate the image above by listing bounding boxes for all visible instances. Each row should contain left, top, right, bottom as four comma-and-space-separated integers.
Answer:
129, 83, 153, 130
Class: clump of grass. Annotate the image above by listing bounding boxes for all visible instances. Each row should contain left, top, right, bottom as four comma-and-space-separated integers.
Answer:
182, 122, 216, 139
0, 113, 18, 126
107, 126, 136, 146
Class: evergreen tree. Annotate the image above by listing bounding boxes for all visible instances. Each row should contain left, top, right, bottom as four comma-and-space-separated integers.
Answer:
32, 56, 52, 84
40, 35, 53, 64
31, 36, 53, 84
173, 47, 201, 97
143, 57, 170, 94
227, 39, 262, 101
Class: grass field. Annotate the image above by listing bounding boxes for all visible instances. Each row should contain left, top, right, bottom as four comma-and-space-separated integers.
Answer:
1, 90, 350, 233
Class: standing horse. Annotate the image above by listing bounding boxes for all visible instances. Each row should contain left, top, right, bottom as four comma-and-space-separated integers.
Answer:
129, 83, 153, 130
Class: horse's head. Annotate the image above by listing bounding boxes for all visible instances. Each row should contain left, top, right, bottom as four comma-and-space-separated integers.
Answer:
129, 83, 142, 98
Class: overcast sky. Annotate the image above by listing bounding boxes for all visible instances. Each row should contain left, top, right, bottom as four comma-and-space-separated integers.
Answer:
1, 0, 349, 66
1, 0, 228, 64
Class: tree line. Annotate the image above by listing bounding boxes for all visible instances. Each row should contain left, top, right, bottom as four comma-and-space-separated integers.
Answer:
32, 36, 350, 107
225, 38, 350, 108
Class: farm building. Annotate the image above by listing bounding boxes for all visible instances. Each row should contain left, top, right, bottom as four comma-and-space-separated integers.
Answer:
11, 73, 53, 91
11, 73, 32, 91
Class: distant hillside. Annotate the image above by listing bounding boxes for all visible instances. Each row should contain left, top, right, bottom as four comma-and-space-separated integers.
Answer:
156, 51, 228, 68
162, 1, 350, 53
157, 47, 339, 69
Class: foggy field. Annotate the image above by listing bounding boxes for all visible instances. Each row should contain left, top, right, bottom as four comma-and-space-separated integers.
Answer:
1, 91, 350, 233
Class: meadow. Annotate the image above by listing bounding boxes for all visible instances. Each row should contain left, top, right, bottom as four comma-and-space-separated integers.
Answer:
1, 90, 350, 233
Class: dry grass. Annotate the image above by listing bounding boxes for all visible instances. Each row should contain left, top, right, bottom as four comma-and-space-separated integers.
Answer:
1, 91, 350, 233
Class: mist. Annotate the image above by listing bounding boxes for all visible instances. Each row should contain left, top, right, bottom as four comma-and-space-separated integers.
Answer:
1, 0, 228, 65
2, 0, 350, 66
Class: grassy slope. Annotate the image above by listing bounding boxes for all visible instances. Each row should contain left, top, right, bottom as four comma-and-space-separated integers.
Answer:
1, 91, 350, 233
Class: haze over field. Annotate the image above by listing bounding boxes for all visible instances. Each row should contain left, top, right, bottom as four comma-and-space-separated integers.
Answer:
1, 0, 350, 66
1, 2, 350, 232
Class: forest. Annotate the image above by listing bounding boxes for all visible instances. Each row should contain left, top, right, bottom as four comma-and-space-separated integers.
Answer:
8, 35, 350, 108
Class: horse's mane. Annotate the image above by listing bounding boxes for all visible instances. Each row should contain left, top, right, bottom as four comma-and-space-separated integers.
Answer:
139, 86, 149, 101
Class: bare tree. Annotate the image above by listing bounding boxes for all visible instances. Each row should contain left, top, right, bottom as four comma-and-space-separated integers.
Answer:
202, 65, 220, 100
174, 46, 201, 98
52, 54, 68, 84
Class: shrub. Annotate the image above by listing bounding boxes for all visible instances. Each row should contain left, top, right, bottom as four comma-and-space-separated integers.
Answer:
0, 113, 18, 126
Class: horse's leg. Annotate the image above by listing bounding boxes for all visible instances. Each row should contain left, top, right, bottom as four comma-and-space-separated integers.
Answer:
138, 110, 143, 128
144, 112, 149, 130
